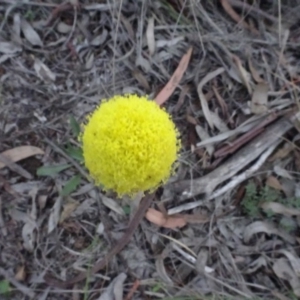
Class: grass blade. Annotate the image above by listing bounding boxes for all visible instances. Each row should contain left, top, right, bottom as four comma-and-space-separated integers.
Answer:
36, 164, 71, 176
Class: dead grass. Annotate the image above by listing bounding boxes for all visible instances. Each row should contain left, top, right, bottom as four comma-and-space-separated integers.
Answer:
1, 0, 300, 299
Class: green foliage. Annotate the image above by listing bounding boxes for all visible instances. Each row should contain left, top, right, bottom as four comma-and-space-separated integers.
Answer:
242, 180, 300, 224
242, 182, 261, 218
36, 163, 71, 177
64, 143, 84, 162
158, 0, 190, 25
24, 10, 35, 22
60, 175, 81, 197
242, 181, 287, 218
284, 196, 300, 209
122, 205, 131, 215
37, 115, 84, 196
0, 280, 11, 295
82, 236, 101, 300
69, 115, 81, 138
279, 217, 296, 233
287, 291, 299, 300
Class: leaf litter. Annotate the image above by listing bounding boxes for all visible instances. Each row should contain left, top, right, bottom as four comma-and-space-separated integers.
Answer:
1, 1, 300, 299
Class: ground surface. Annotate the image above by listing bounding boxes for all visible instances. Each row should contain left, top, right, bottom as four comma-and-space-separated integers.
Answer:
1, 0, 300, 299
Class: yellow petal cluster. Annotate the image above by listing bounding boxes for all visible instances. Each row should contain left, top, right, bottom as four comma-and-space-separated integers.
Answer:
81, 94, 180, 197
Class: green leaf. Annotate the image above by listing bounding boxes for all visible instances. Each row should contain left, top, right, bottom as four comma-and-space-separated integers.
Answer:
36, 164, 71, 177
69, 115, 81, 137
0, 280, 11, 295
60, 175, 81, 196
123, 205, 131, 215
65, 144, 84, 162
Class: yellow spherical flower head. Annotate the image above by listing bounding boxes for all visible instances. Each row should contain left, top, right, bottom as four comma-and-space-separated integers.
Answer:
80, 94, 181, 197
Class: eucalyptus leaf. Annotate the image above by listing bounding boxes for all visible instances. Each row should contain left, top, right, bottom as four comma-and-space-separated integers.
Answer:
65, 144, 83, 162
36, 164, 71, 177
0, 280, 11, 295
123, 205, 131, 215
60, 175, 81, 196
69, 115, 81, 137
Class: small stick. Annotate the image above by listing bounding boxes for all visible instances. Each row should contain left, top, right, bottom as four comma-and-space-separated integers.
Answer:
124, 280, 140, 300
214, 110, 290, 158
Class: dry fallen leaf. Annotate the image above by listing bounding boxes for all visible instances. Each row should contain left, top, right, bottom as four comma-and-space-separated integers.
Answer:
210, 111, 229, 133
38, 195, 48, 210
146, 17, 155, 56
34, 58, 56, 82
48, 196, 63, 234
279, 249, 300, 277
132, 68, 150, 92
12, 13, 21, 44
145, 208, 186, 229
232, 54, 252, 94
273, 258, 300, 297
56, 22, 73, 34
248, 57, 265, 83
182, 213, 210, 224
220, 0, 258, 34
59, 199, 80, 223
135, 55, 151, 72
173, 84, 190, 113
91, 29, 108, 46
0, 54, 16, 64
274, 165, 294, 180
120, 14, 134, 40
0, 153, 33, 179
21, 18, 43, 47
101, 195, 125, 216
85, 53, 94, 70
156, 36, 184, 48
244, 221, 295, 244
122, 244, 148, 279
212, 84, 229, 117
244, 256, 267, 274
15, 266, 26, 281
155, 252, 173, 284
266, 176, 282, 190
71, 198, 96, 217
269, 143, 294, 161
195, 125, 214, 156
22, 219, 37, 252
155, 47, 193, 106
271, 291, 292, 300
197, 67, 225, 129
261, 202, 300, 217
0, 41, 22, 54
251, 83, 269, 114
195, 248, 209, 274
98, 273, 127, 300
69, 0, 79, 6
0, 146, 44, 169
228, 66, 244, 84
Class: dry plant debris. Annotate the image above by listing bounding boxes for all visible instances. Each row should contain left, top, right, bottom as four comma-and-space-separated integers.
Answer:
1, 0, 300, 299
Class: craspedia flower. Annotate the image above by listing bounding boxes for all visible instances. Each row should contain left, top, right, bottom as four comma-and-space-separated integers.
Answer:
80, 94, 181, 197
